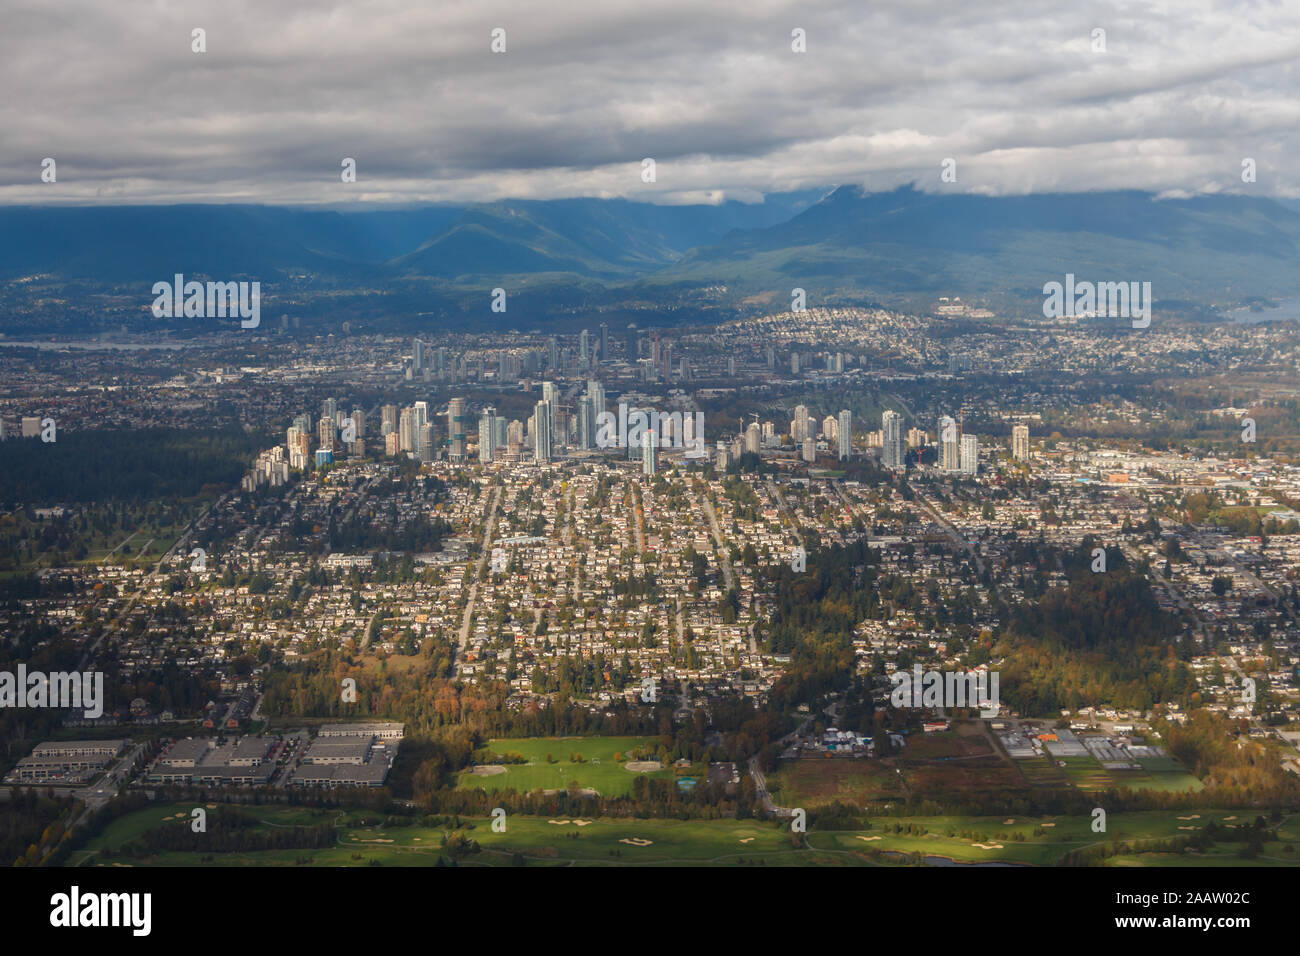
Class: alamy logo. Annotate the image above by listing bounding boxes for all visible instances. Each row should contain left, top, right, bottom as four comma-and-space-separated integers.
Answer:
50, 886, 151, 936
151, 273, 261, 328
0, 666, 103, 718
595, 404, 705, 455
1042, 273, 1151, 328
890, 665, 999, 718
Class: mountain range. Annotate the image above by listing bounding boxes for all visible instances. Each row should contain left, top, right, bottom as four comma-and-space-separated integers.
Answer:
4, 187, 1300, 309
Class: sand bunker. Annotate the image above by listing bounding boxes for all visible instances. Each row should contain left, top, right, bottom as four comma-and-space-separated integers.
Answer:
470, 765, 507, 776
739, 837, 755, 844
971, 842, 1004, 849
856, 836, 883, 842
625, 760, 663, 773
547, 819, 570, 825
1177, 814, 1201, 820
1177, 826, 1200, 831
1040, 823, 1055, 828
1002, 819, 1016, 825
619, 837, 654, 846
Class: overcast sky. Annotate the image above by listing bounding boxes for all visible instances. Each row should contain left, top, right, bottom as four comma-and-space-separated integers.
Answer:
3, 0, 1299, 205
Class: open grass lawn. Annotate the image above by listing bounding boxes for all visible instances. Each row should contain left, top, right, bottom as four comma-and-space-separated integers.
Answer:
68, 801, 1300, 868
776, 739, 1204, 808
76, 802, 361, 859
0, 503, 201, 571
455, 736, 679, 797
74, 801, 818, 867
422, 817, 804, 866
811, 810, 1300, 867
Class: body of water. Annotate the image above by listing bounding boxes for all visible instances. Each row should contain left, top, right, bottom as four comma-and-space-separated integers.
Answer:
882, 850, 1031, 867
1222, 296, 1300, 324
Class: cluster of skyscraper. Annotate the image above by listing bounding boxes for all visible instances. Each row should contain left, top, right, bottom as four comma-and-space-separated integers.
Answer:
273, 386, 1030, 484
485, 323, 612, 384
409, 339, 448, 380
287, 398, 367, 469
788, 404, 854, 462
875, 411, 1030, 475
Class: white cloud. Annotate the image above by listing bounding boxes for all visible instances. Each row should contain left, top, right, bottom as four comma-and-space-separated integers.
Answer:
2, 0, 1298, 204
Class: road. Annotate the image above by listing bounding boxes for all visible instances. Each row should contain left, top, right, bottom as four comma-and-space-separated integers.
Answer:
629, 481, 645, 554
102, 530, 140, 563
747, 712, 818, 816
884, 392, 915, 422
765, 478, 804, 548
562, 483, 576, 546
700, 496, 735, 591
1190, 528, 1294, 625
562, 480, 582, 601
829, 479, 860, 528
79, 495, 225, 671
1121, 542, 1206, 645
78, 741, 149, 815
908, 480, 986, 576
748, 755, 782, 815
454, 485, 501, 665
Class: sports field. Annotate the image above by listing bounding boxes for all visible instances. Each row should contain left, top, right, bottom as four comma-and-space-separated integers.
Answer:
456, 736, 680, 796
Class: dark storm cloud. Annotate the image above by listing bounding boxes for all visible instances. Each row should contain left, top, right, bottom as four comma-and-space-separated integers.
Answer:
2, 0, 1297, 204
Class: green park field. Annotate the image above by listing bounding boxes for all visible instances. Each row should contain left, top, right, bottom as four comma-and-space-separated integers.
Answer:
0, 501, 201, 572
455, 736, 683, 797
66, 801, 1300, 868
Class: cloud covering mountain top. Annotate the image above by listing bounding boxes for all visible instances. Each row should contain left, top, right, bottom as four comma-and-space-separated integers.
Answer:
3, 0, 1299, 205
